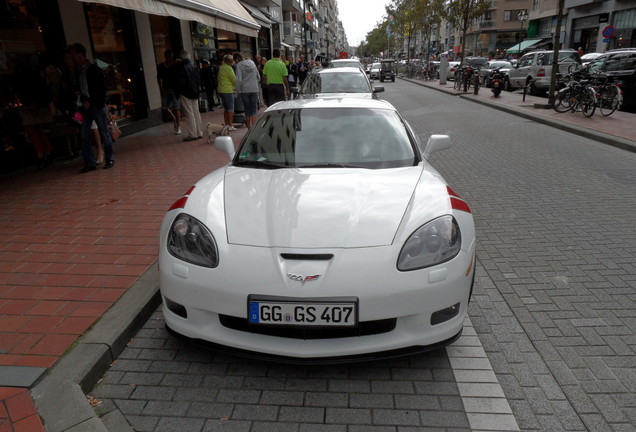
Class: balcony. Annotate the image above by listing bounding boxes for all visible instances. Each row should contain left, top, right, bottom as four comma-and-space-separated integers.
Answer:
283, 20, 303, 46
478, 20, 495, 29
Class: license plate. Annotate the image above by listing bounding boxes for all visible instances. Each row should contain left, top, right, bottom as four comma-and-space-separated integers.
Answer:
248, 297, 357, 327
494, 82, 500, 87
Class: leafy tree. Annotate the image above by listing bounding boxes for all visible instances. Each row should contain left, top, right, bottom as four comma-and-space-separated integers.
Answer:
443, 0, 491, 61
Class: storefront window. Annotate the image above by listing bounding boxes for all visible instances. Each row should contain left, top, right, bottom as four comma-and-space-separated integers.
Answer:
217, 29, 238, 54
150, 15, 174, 65
85, 4, 137, 122
191, 22, 217, 62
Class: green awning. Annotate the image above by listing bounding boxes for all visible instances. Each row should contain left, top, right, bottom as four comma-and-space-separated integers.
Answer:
505, 38, 545, 54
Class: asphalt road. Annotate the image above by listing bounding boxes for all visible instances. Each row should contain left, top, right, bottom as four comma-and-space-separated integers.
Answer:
91, 79, 636, 432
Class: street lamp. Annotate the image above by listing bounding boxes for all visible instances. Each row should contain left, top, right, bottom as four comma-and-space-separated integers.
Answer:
517, 10, 528, 41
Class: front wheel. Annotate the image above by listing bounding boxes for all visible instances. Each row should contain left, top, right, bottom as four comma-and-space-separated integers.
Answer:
553, 89, 573, 113
599, 85, 621, 116
581, 88, 597, 118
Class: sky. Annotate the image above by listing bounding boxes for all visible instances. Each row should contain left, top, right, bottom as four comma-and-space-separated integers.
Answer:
337, 0, 391, 46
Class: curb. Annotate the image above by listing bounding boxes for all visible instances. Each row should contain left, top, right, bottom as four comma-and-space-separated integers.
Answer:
31, 263, 161, 432
403, 77, 636, 153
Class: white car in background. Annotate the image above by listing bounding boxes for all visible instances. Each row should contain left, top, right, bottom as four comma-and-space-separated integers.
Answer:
159, 98, 476, 363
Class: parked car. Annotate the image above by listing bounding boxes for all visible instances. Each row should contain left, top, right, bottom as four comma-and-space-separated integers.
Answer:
478, 60, 513, 87
328, 59, 364, 70
292, 67, 384, 99
580, 52, 603, 65
446, 61, 460, 80
379, 59, 396, 82
504, 49, 581, 95
369, 62, 381, 80
586, 49, 636, 112
159, 97, 476, 363
453, 57, 488, 81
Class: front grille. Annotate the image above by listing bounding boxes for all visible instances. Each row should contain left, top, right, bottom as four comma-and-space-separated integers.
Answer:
219, 315, 397, 339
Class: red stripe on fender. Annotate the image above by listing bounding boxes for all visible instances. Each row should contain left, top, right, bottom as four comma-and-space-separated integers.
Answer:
447, 186, 460, 198
169, 196, 188, 210
450, 197, 471, 213
168, 186, 196, 210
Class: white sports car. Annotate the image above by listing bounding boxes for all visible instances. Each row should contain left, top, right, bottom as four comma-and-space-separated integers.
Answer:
159, 98, 476, 363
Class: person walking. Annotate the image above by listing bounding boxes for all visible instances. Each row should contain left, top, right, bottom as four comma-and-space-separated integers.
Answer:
235, 53, 260, 129
67, 42, 114, 172
217, 54, 237, 131
297, 55, 309, 85
263, 49, 289, 105
200, 59, 217, 111
156, 49, 181, 135
175, 50, 203, 141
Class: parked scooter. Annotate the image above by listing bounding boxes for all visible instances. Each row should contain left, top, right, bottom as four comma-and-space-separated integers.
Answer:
491, 68, 503, 97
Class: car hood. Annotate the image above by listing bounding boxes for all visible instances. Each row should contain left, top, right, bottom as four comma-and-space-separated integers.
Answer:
218, 166, 438, 248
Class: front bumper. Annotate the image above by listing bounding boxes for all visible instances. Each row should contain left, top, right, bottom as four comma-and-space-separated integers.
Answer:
159, 240, 476, 360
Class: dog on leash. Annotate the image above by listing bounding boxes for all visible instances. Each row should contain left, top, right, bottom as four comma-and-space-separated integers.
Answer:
206, 123, 229, 144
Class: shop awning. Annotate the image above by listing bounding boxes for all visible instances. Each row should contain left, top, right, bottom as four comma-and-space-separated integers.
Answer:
78, 0, 260, 37
505, 38, 545, 54
240, 1, 271, 28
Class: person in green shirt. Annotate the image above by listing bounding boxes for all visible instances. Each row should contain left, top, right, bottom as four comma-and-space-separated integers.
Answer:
217, 54, 237, 131
262, 49, 289, 105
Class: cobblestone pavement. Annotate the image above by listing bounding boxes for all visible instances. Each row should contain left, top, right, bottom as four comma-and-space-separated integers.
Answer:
385, 80, 636, 431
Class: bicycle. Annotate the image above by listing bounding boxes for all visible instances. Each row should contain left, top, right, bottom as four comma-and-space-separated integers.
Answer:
591, 73, 623, 117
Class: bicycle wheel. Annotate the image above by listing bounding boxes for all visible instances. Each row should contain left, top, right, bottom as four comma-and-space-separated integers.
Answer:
581, 88, 596, 118
454, 76, 462, 90
553, 89, 573, 113
599, 85, 620, 116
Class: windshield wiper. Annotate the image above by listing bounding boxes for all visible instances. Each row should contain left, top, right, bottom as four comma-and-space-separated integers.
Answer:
297, 163, 366, 168
233, 159, 288, 169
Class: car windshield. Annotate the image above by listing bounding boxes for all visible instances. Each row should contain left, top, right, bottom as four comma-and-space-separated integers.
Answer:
301, 72, 371, 94
381, 62, 394, 71
234, 108, 417, 169
489, 61, 511, 68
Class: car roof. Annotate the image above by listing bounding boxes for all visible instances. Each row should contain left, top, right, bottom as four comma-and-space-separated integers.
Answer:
330, 59, 361, 64
265, 97, 395, 112
309, 66, 366, 75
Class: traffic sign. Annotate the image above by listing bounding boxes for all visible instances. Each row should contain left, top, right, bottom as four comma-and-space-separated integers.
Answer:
602, 25, 615, 38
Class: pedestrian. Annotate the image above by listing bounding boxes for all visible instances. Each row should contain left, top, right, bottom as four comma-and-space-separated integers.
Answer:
156, 49, 181, 135
217, 54, 237, 131
175, 50, 203, 141
200, 59, 217, 111
288, 56, 298, 90
297, 55, 309, 85
577, 47, 584, 57
235, 53, 260, 129
263, 49, 289, 105
258, 56, 269, 106
67, 42, 114, 172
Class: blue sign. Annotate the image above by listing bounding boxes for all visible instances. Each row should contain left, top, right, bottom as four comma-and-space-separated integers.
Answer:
602, 26, 615, 38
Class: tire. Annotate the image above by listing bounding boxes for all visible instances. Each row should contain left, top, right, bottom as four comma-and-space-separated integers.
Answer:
553, 89, 573, 113
581, 88, 596, 118
528, 79, 538, 96
504, 77, 512, 92
392, 77, 395, 82
599, 85, 620, 116
454, 77, 462, 91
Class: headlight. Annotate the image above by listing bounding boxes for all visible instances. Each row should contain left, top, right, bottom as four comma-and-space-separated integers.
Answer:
397, 215, 461, 271
167, 214, 219, 268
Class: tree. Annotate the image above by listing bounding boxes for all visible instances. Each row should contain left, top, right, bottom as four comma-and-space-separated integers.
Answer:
443, 0, 491, 61
390, 0, 444, 62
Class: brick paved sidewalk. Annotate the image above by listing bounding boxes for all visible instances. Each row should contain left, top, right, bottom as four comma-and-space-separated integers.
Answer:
0, 108, 247, 432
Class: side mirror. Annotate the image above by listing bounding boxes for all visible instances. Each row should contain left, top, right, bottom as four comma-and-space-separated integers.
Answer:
214, 136, 235, 160
373, 85, 385, 93
422, 134, 451, 160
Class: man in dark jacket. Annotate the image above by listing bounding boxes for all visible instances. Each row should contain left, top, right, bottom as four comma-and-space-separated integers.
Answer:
67, 42, 115, 172
175, 50, 203, 141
